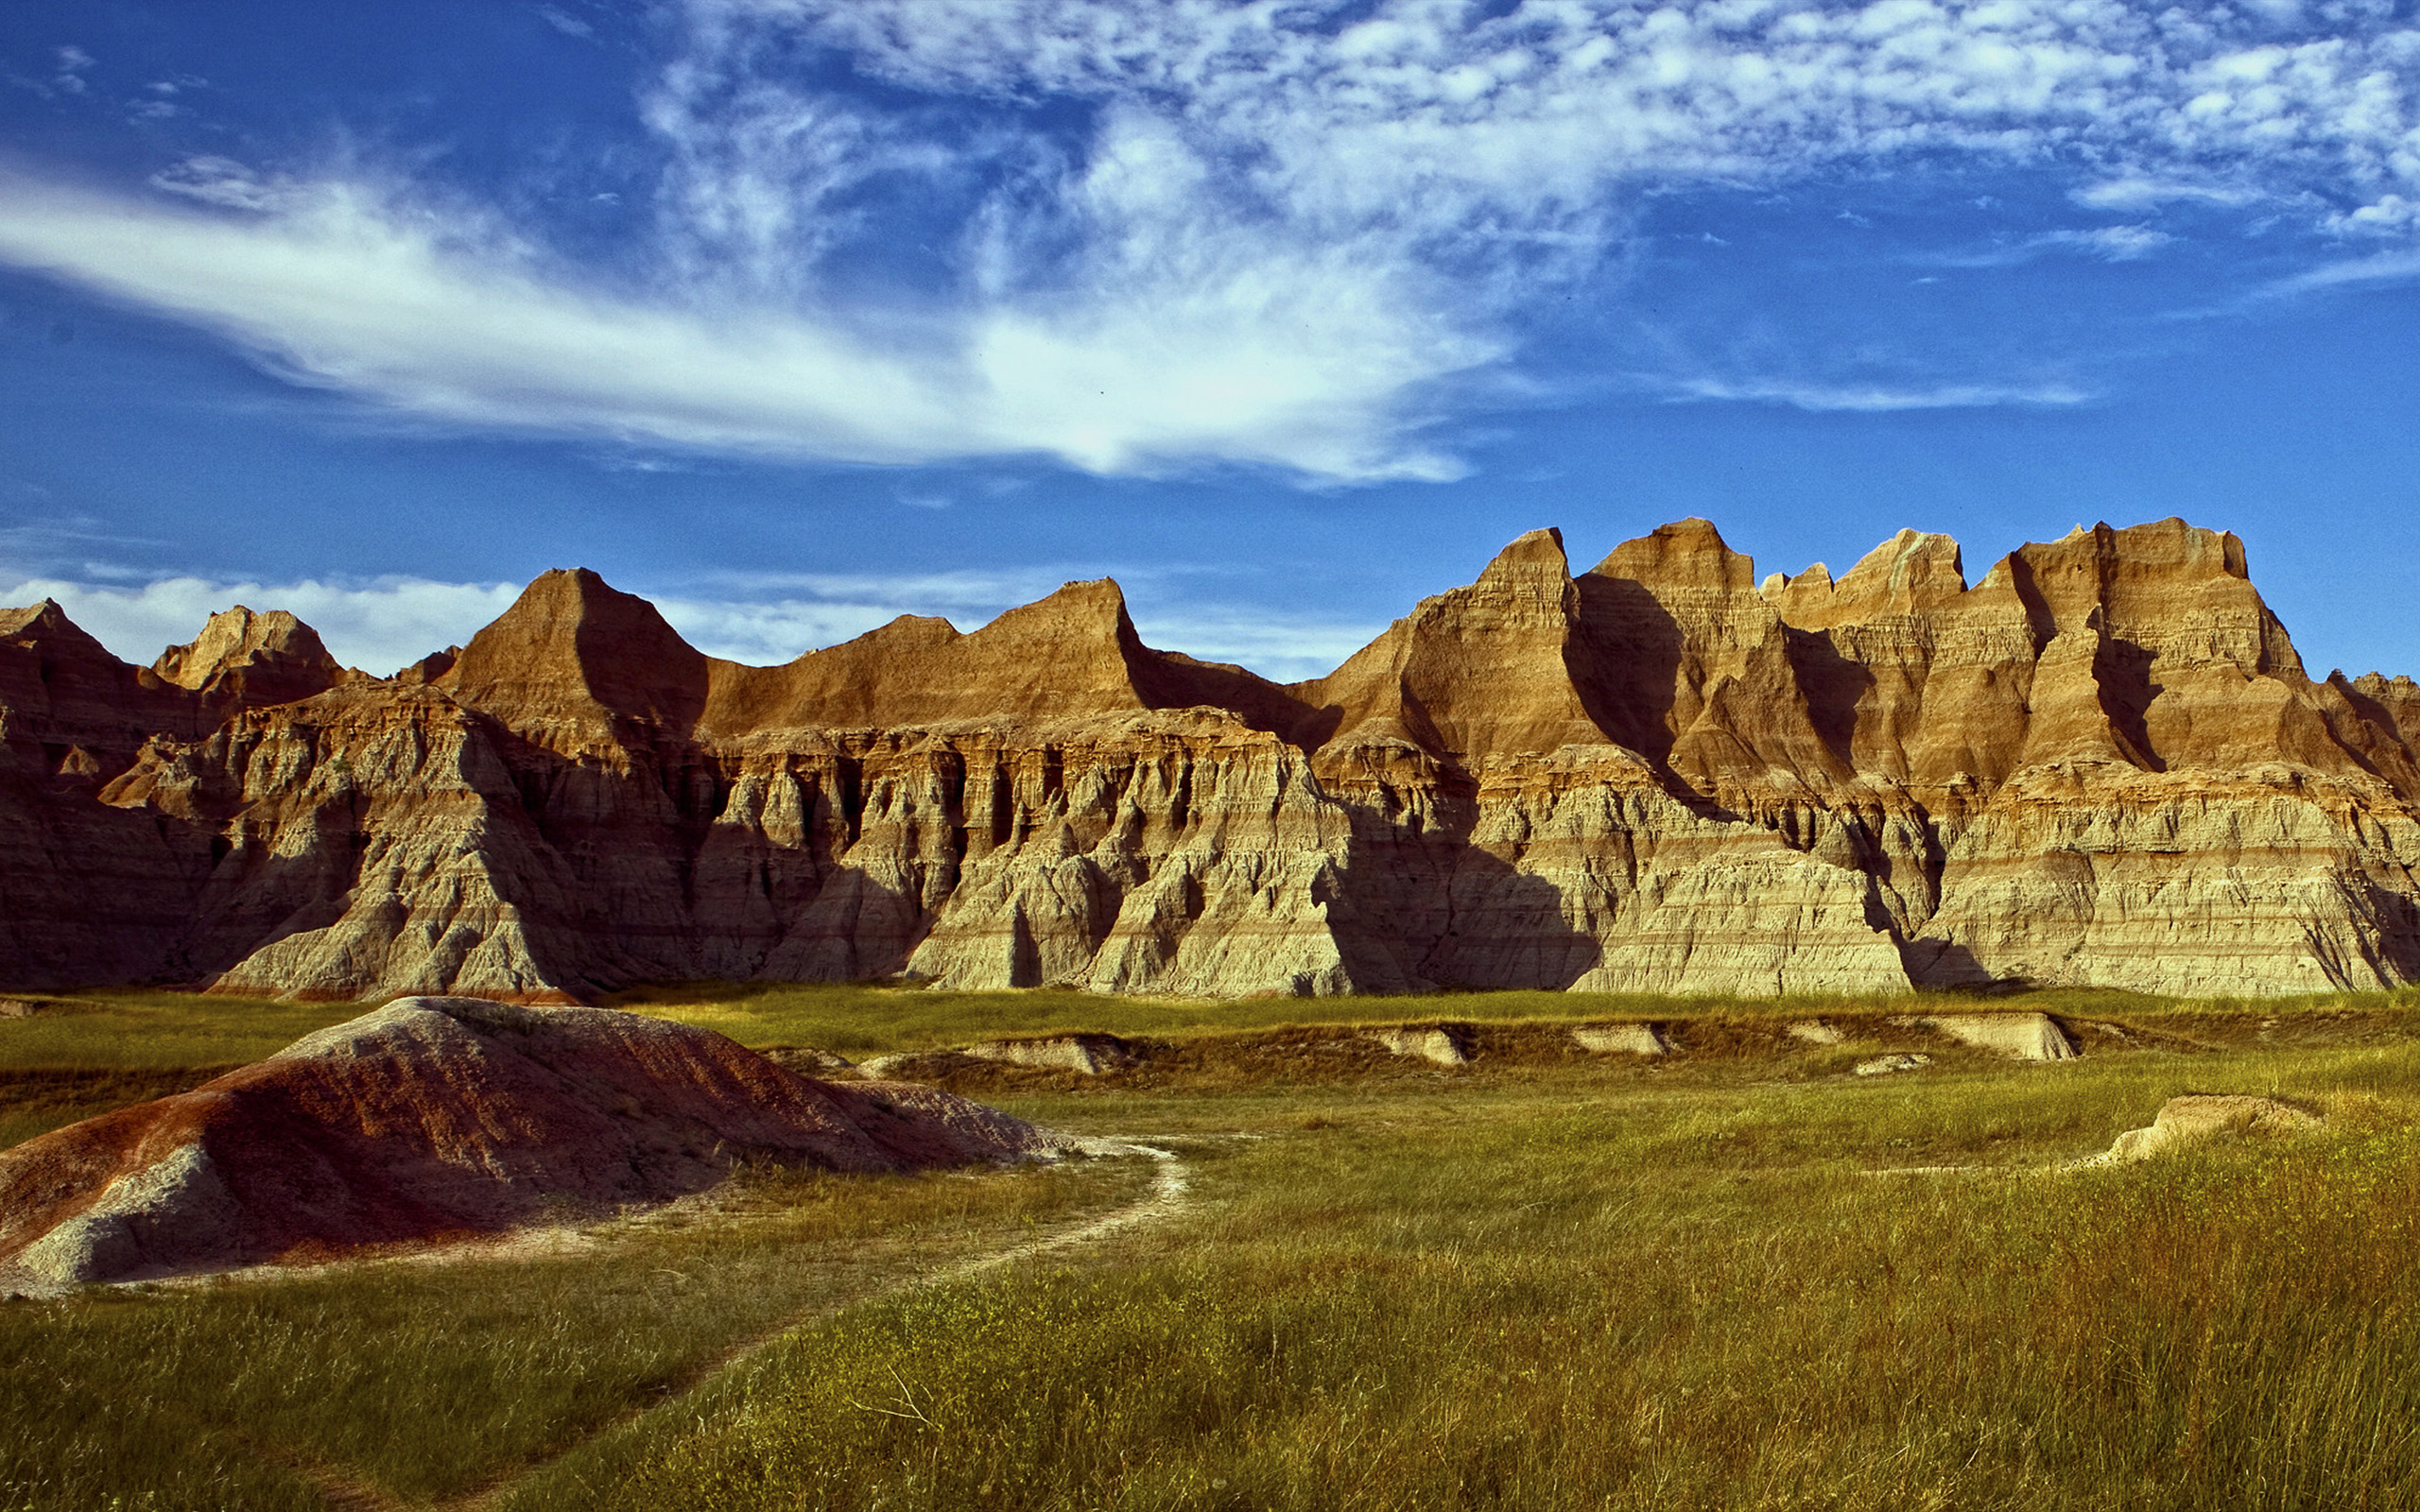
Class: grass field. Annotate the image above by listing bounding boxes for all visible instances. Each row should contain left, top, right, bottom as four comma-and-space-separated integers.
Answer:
5, 986, 2420, 1509
597, 978, 2319, 1055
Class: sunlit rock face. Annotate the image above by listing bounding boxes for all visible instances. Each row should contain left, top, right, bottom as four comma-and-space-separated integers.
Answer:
9, 517, 2420, 1001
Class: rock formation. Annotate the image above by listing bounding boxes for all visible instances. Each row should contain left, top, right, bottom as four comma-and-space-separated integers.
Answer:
8, 516, 2420, 1000
0, 995, 1072, 1288
1912, 1013, 2078, 1061
2084, 1093, 2323, 1164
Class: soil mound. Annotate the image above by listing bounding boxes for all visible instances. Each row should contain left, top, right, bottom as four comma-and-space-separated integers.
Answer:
2089, 1093, 2322, 1164
0, 997, 1072, 1291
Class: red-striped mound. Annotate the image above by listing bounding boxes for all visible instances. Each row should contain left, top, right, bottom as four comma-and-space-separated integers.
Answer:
0, 997, 1072, 1290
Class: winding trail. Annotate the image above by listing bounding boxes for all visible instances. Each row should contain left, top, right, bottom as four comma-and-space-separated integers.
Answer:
919, 1139, 1188, 1286
277, 1140, 1190, 1512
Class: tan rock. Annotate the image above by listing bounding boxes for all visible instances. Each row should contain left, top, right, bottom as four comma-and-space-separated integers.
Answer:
1570, 849, 1911, 996
152, 606, 350, 717
1854, 1053, 1932, 1076
1366, 1026, 1470, 1066
2090, 1093, 2321, 1164
1293, 528, 1604, 772
1571, 1022, 1668, 1056
1909, 1012, 2077, 1060
962, 1035, 1133, 1074
14, 516, 2420, 1002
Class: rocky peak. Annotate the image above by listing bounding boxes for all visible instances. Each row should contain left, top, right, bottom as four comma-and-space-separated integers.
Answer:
1588, 518, 1757, 593
0, 597, 197, 756
1760, 562, 1833, 619
950, 577, 1161, 721
1458, 527, 1578, 627
701, 578, 1165, 734
1, 599, 112, 660
974, 577, 1139, 664
442, 568, 709, 739
1295, 529, 1602, 771
1830, 529, 1968, 618
152, 607, 346, 712
2005, 519, 2300, 679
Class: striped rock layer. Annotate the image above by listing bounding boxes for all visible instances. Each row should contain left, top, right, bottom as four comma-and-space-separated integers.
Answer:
6, 517, 2419, 1000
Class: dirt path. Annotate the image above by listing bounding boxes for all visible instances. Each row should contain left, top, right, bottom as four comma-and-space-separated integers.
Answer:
357, 1140, 1188, 1512
915, 1138, 1188, 1286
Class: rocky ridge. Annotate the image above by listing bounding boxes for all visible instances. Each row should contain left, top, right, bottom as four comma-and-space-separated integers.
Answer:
6, 517, 2420, 1000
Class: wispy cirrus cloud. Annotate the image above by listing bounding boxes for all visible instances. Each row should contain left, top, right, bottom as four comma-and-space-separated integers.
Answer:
1667, 375, 2095, 412
2267, 249, 2420, 295
1918, 224, 2176, 267
2, 1, 2419, 481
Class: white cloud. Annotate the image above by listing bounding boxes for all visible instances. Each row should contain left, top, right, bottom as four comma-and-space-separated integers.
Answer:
2073, 177, 2264, 210
534, 6, 595, 40
147, 156, 298, 213
2327, 192, 2420, 234
0, 169, 1471, 481
52, 45, 92, 95
1124, 606, 1382, 683
2270, 248, 2420, 291
2050, 225, 2175, 260
1669, 376, 2094, 411
0, 573, 524, 677
0, 562, 1374, 683
4, 2, 2420, 476
1923, 223, 2176, 266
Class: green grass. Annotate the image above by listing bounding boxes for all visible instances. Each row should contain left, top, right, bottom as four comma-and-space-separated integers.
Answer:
601, 979, 2420, 1057
9, 988, 2420, 1508
0, 1158, 1149, 1511
0, 992, 361, 1144
0, 991, 355, 1072
504, 1046, 2420, 1512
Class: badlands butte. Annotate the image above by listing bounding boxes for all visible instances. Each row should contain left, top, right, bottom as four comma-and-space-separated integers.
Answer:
6, 515, 2419, 1005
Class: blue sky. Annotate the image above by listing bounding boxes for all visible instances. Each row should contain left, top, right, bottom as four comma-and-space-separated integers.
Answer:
4, 0, 2420, 681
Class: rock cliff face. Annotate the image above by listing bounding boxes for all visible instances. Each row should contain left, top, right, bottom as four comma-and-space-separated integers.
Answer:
8, 517, 2420, 1000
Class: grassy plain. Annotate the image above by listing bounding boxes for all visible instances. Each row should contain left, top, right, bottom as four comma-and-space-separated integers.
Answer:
599, 978, 2255, 1055
4, 986, 2420, 1509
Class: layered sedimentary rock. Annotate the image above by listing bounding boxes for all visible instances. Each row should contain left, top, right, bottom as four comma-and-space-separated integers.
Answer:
0, 995, 1071, 1287
9, 516, 2420, 1000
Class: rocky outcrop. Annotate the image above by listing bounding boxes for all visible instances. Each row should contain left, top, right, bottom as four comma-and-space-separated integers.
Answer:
0, 995, 1072, 1288
10, 517, 2420, 1000
153, 607, 351, 723
1911, 1012, 2078, 1061
1366, 1025, 1471, 1066
963, 1035, 1136, 1074
2085, 1093, 2322, 1164
1571, 1023, 1668, 1056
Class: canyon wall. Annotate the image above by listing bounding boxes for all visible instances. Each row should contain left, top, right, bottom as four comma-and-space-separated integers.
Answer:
8, 518, 2419, 1001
